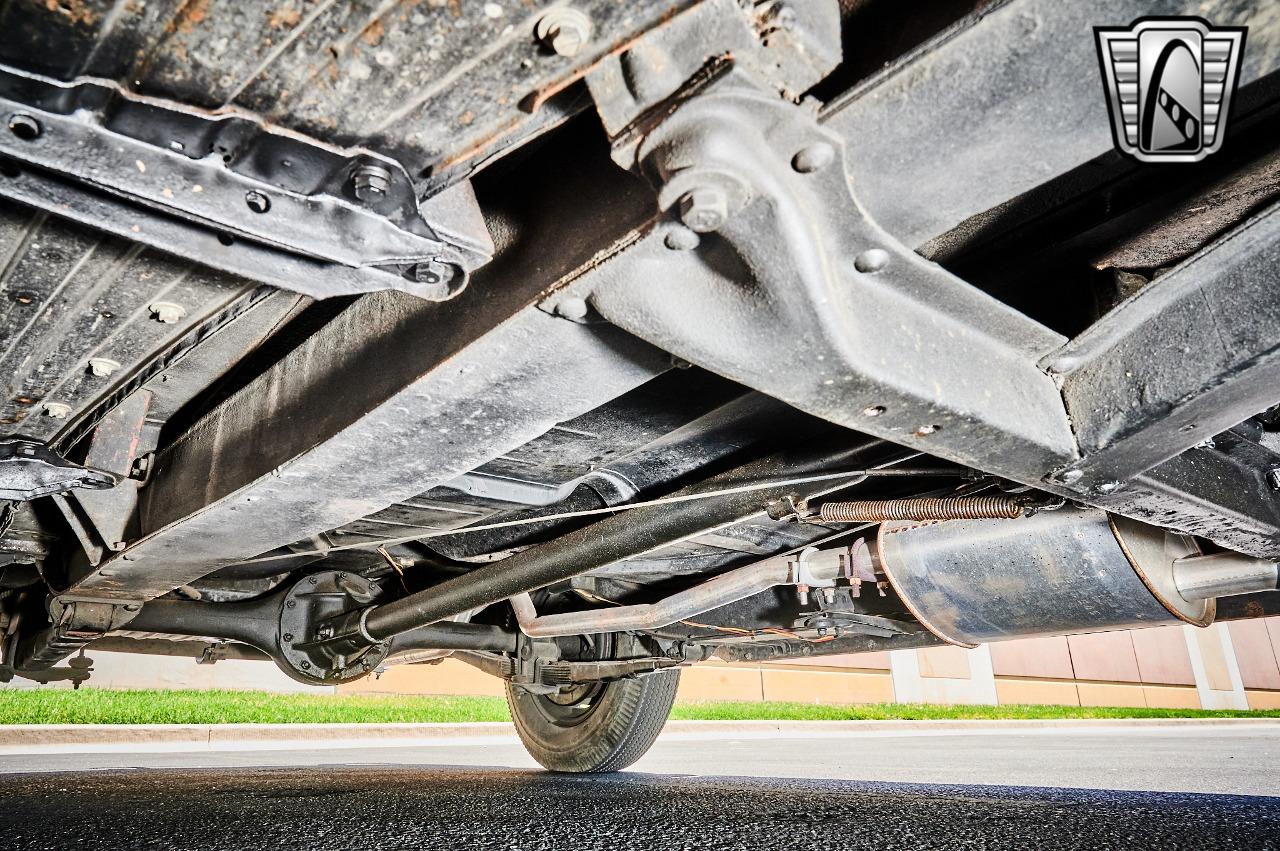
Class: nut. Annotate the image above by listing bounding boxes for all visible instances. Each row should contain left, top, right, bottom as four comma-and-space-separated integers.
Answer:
351, 161, 392, 204
535, 8, 592, 57
678, 187, 729, 233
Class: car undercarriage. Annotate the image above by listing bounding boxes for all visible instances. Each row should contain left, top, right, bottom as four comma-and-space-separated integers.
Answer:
1, 0, 1279, 771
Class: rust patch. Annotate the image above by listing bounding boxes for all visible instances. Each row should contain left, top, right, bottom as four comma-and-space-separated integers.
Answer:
458, 110, 475, 126
268, 6, 303, 29
447, 0, 462, 18
361, 19, 385, 46
167, 0, 210, 35
43, 0, 97, 26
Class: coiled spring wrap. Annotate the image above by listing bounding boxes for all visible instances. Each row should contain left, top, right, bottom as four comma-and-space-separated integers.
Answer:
817, 495, 1025, 523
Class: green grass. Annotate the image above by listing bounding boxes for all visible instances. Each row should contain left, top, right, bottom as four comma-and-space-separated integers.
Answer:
0, 689, 513, 725
0, 689, 1277, 725
669, 700, 1280, 721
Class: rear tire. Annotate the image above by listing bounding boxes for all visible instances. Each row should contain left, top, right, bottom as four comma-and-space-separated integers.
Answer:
506, 670, 680, 773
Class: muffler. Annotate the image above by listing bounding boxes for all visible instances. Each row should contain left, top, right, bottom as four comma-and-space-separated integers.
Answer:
873, 507, 1277, 647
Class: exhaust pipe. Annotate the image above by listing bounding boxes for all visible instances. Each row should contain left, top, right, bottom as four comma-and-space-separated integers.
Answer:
509, 542, 873, 637
507, 507, 1278, 648
874, 508, 1277, 647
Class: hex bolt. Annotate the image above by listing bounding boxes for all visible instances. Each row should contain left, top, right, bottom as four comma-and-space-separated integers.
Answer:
300, 660, 312, 670
7, 113, 41, 141
678, 187, 729, 233
791, 142, 835, 173
282, 633, 294, 643
148, 301, 186, 324
351, 161, 392, 205
41, 402, 72, 419
535, 8, 592, 57
87, 357, 121, 377
854, 248, 891, 274
244, 190, 271, 214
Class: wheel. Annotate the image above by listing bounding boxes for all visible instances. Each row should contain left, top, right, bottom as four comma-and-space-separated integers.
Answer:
506, 670, 680, 773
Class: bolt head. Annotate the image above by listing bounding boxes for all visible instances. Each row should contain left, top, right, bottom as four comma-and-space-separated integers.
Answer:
411, 259, 459, 291
854, 248, 891, 274
679, 187, 728, 233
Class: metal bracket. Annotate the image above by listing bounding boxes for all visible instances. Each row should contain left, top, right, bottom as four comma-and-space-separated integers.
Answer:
0, 64, 493, 301
0, 440, 115, 501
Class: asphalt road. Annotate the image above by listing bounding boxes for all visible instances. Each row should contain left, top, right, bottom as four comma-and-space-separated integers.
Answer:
2, 726, 1278, 850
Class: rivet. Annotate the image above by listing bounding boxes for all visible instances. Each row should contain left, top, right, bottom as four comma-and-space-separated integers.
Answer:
664, 226, 701, 251
148, 302, 186, 324
7, 113, 41, 141
87, 357, 121, 377
535, 8, 592, 57
854, 248, 891, 274
244, 190, 271, 214
791, 142, 835, 173
554, 296, 589, 321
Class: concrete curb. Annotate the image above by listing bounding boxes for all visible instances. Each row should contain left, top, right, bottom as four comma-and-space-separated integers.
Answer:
0, 717, 1277, 753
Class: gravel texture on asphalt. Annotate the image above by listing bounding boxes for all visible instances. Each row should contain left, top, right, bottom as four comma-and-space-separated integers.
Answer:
2, 765, 1277, 850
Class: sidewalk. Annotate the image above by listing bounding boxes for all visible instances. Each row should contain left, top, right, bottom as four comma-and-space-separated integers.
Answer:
4, 717, 1279, 754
